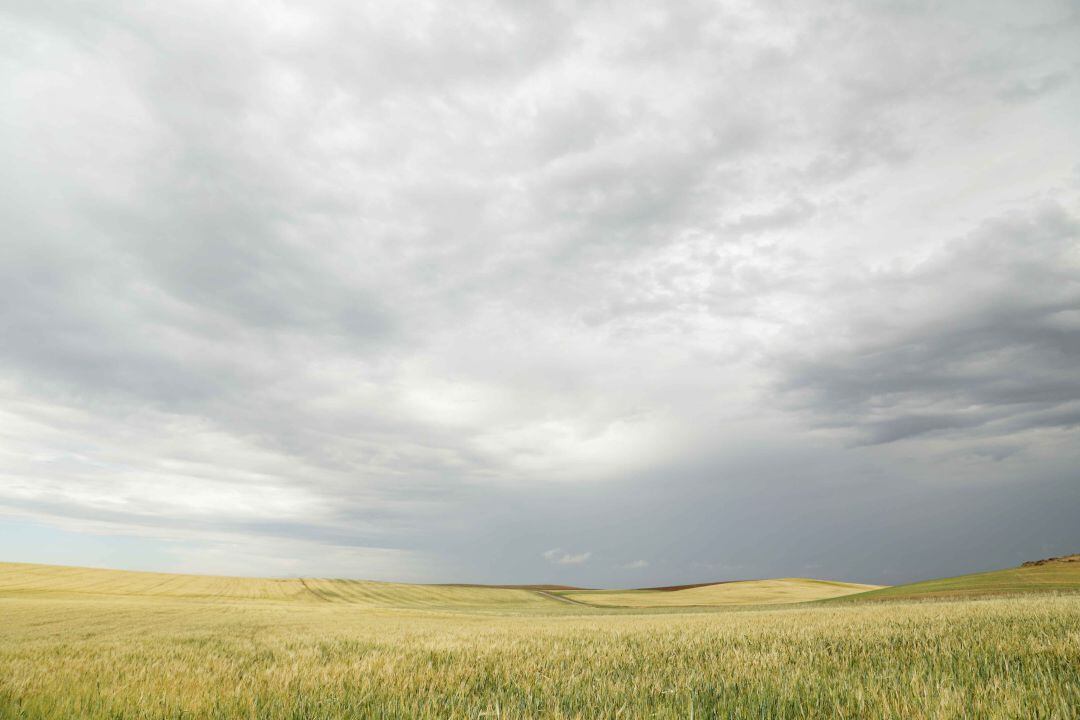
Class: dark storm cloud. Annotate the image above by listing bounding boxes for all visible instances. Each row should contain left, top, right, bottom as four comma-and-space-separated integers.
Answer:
778, 206, 1080, 445
1, 0, 1078, 580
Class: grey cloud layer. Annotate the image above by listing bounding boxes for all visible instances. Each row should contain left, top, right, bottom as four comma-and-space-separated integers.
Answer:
780, 206, 1080, 446
1, 0, 1078, 583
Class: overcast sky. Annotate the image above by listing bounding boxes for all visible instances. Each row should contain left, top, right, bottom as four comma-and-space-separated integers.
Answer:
2, 0, 1079, 587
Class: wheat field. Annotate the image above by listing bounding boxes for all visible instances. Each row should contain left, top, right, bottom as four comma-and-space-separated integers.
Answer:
1, 562, 1078, 719
561, 578, 881, 608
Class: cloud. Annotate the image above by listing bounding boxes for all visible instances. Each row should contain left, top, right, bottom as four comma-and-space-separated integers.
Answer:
621, 559, 649, 570
0, 0, 1078, 583
543, 549, 592, 566
776, 205, 1080, 446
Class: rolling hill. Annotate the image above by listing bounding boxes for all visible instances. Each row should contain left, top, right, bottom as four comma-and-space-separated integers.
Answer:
558, 578, 882, 607
0, 561, 564, 611
0, 561, 882, 610
6, 556, 1078, 611
834, 554, 1080, 603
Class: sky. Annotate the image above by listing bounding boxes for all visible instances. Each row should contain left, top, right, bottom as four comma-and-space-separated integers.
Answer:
1, 0, 1079, 587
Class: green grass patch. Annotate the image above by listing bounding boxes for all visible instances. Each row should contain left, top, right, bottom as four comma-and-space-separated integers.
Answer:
835, 557, 1080, 603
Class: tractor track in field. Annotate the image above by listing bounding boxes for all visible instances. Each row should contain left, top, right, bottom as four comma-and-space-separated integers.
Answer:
532, 589, 595, 607
299, 578, 331, 602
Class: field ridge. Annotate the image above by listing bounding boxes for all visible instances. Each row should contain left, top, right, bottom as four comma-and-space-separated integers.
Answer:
834, 555, 1080, 603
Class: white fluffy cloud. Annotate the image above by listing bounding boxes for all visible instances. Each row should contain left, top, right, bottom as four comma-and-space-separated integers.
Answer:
543, 549, 592, 566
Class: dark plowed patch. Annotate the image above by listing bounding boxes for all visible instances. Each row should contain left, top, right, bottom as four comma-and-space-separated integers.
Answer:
1021, 553, 1080, 567
431, 583, 588, 591
632, 580, 742, 592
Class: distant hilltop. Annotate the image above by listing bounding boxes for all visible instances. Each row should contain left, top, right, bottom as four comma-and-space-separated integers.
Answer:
1021, 554, 1080, 568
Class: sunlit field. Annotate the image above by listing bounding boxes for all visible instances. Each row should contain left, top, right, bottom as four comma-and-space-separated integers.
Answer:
561, 578, 880, 608
1, 561, 1078, 719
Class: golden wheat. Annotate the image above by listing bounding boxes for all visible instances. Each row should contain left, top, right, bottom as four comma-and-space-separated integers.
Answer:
2, 572, 1078, 718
